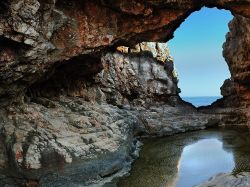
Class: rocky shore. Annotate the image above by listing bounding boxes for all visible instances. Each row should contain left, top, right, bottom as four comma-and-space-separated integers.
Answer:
196, 172, 250, 187
0, 43, 222, 186
0, 0, 250, 186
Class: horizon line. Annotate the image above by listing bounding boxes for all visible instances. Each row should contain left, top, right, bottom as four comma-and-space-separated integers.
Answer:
181, 95, 222, 98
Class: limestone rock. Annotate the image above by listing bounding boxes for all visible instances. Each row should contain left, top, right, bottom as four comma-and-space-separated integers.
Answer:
196, 172, 250, 187
0, 47, 221, 185
130, 42, 174, 63
26, 49, 179, 107
0, 96, 138, 185
0, 1, 249, 102
204, 15, 250, 125
99, 51, 178, 106
223, 15, 250, 106
0, 0, 249, 186
0, 93, 220, 186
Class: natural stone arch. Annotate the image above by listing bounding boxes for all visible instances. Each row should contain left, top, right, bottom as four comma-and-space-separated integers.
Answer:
0, 1, 250, 186
160, 7, 232, 102
0, 0, 250, 104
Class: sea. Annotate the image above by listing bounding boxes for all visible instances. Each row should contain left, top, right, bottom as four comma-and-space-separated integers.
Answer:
182, 96, 221, 107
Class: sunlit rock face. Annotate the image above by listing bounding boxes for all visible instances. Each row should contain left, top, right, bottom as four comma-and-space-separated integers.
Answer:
129, 42, 174, 63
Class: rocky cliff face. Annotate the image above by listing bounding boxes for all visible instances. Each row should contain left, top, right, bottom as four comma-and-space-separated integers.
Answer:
0, 0, 250, 186
0, 98, 217, 186
201, 15, 250, 126
28, 42, 179, 106
0, 43, 219, 186
223, 16, 250, 112
0, 0, 249, 104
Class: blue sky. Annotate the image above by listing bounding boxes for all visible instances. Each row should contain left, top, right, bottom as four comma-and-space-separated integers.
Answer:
168, 8, 233, 97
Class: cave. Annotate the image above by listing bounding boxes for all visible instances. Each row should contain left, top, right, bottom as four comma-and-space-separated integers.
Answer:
0, 1, 249, 187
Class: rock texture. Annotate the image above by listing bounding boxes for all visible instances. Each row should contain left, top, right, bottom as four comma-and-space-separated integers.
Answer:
0, 0, 249, 104
0, 97, 217, 185
28, 43, 178, 106
0, 0, 249, 186
196, 172, 250, 187
0, 96, 138, 186
221, 15, 250, 109
0, 43, 221, 186
200, 15, 250, 126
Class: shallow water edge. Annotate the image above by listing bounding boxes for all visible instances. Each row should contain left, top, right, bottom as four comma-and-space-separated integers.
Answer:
117, 126, 250, 187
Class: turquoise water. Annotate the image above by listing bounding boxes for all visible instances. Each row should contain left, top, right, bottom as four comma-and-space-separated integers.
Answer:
182, 96, 221, 107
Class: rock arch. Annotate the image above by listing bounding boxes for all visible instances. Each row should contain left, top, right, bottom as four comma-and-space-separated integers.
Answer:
0, 1, 249, 186
0, 1, 249, 103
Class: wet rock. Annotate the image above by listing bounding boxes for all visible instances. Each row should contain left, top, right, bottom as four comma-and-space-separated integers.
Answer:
0, 138, 7, 169
196, 172, 250, 187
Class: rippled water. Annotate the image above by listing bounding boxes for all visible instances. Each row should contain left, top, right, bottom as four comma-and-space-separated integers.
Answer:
118, 127, 250, 187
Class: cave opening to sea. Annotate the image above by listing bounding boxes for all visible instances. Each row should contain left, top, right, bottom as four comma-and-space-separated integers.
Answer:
1, 1, 250, 186
168, 7, 233, 107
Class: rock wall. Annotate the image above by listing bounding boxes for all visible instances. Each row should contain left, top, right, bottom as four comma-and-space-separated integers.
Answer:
0, 0, 249, 104
0, 0, 250, 186
220, 15, 250, 108
28, 42, 179, 106
223, 16, 250, 110
201, 15, 250, 126
0, 43, 220, 186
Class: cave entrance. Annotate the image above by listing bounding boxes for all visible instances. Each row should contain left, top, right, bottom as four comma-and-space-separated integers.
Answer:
168, 7, 233, 107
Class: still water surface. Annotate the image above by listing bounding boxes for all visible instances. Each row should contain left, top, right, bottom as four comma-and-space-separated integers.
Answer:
118, 127, 250, 187
182, 96, 221, 107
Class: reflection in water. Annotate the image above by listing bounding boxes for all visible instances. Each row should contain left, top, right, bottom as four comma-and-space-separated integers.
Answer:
118, 127, 250, 187
176, 139, 234, 187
